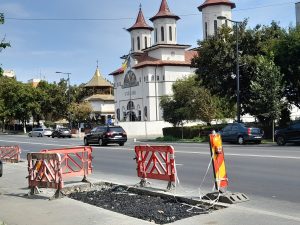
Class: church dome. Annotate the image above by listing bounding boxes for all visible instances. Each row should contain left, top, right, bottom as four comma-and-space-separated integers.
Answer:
150, 0, 180, 22
127, 6, 153, 32
198, 0, 236, 12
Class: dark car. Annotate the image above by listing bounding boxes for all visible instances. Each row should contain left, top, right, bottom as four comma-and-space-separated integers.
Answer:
275, 120, 300, 146
51, 128, 72, 138
220, 123, 263, 144
84, 126, 127, 146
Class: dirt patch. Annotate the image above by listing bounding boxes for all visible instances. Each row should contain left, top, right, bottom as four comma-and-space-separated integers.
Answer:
67, 184, 223, 224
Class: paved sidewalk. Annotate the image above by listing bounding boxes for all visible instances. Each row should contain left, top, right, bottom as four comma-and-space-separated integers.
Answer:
1, 162, 300, 225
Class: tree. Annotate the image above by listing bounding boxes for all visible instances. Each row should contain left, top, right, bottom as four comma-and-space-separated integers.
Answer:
160, 75, 234, 126
274, 26, 300, 108
68, 101, 92, 129
247, 56, 284, 125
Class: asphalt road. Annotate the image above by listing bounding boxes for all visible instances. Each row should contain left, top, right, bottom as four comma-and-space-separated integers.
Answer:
1, 134, 300, 220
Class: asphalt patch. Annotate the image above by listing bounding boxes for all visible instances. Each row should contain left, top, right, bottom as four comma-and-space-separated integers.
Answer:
68, 184, 221, 224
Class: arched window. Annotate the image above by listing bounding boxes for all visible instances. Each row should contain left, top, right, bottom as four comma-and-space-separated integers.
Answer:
161, 26, 164, 42
214, 20, 218, 36
155, 28, 158, 43
205, 22, 208, 39
132, 38, 135, 51
116, 108, 120, 121
124, 70, 137, 88
137, 36, 141, 50
144, 37, 148, 48
144, 106, 148, 121
169, 26, 172, 41
127, 101, 135, 110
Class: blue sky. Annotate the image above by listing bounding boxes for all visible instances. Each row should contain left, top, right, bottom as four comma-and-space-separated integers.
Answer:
0, 0, 297, 85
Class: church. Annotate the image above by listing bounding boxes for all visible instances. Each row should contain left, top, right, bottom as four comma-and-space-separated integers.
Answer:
109, 0, 237, 137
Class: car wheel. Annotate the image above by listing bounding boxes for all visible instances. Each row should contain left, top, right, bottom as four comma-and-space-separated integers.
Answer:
38, 133, 42, 137
84, 138, 89, 146
276, 136, 286, 146
99, 138, 104, 146
255, 140, 262, 144
52, 135, 54, 138
237, 136, 245, 145
119, 143, 124, 146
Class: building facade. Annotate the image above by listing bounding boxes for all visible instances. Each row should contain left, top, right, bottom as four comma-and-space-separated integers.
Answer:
110, 0, 197, 127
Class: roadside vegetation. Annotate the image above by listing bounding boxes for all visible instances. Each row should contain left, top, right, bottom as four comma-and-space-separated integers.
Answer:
160, 21, 300, 139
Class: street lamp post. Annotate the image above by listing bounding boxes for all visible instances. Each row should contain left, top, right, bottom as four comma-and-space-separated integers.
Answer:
56, 71, 71, 128
217, 16, 242, 123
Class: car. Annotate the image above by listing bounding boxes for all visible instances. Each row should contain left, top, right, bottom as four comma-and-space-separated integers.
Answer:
219, 123, 263, 144
51, 128, 72, 138
28, 128, 53, 137
84, 125, 127, 146
275, 120, 300, 146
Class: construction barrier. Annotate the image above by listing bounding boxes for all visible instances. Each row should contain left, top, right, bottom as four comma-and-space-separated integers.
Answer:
209, 133, 228, 192
134, 145, 176, 190
0, 160, 2, 177
40, 146, 93, 182
27, 152, 63, 198
0, 145, 21, 163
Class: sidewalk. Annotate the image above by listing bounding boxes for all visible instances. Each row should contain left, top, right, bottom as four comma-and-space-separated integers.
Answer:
1, 162, 300, 225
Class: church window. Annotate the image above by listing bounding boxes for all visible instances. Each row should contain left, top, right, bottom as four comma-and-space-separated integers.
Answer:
144, 106, 148, 121
138, 110, 142, 121
116, 109, 120, 121
145, 37, 148, 48
161, 26, 165, 42
214, 20, 218, 35
163, 75, 165, 81
132, 38, 135, 51
151, 75, 154, 81
157, 76, 159, 81
123, 112, 126, 121
137, 36, 141, 50
155, 28, 158, 43
225, 20, 228, 27
169, 26, 172, 41
205, 22, 208, 39
127, 101, 135, 110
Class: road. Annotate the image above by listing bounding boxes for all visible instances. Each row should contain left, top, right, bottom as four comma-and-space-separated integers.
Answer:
1, 134, 300, 221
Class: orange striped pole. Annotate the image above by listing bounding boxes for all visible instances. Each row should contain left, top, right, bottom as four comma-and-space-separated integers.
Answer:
209, 133, 228, 192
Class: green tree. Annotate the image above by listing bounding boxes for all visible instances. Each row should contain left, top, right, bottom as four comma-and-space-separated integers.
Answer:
68, 101, 92, 129
160, 75, 233, 126
274, 26, 300, 108
247, 56, 284, 125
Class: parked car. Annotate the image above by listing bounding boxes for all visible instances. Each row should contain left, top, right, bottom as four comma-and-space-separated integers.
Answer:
28, 128, 53, 137
219, 123, 263, 144
51, 128, 72, 138
275, 120, 300, 146
84, 125, 127, 146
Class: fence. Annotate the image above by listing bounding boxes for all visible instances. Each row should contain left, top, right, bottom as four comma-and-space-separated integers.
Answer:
0, 145, 21, 163
134, 145, 176, 190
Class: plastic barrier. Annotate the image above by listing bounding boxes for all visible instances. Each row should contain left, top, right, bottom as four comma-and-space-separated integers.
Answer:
0, 145, 21, 163
40, 146, 93, 182
209, 133, 228, 192
0, 160, 2, 177
134, 145, 176, 190
27, 152, 63, 198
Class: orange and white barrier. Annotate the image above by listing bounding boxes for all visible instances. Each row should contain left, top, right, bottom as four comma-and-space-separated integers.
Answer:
27, 152, 63, 197
209, 133, 228, 192
0, 145, 21, 163
40, 146, 93, 182
134, 145, 176, 190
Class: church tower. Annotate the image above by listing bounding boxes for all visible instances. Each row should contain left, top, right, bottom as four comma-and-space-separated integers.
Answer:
127, 5, 153, 53
150, 0, 180, 45
198, 0, 236, 39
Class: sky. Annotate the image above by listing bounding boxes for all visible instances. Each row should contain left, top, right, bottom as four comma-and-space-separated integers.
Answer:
0, 0, 298, 85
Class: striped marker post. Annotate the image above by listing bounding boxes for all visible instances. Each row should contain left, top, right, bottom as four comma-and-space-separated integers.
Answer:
209, 133, 228, 192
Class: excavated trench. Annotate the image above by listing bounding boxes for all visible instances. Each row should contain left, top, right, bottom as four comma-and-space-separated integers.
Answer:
66, 183, 225, 224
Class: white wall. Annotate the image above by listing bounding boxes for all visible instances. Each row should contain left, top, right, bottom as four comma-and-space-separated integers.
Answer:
130, 29, 152, 53
153, 18, 177, 45
148, 48, 185, 61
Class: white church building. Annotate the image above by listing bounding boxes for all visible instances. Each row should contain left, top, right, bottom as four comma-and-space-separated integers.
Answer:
109, 0, 237, 137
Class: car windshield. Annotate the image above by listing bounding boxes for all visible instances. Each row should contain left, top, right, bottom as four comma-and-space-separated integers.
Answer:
108, 127, 124, 132
60, 128, 69, 131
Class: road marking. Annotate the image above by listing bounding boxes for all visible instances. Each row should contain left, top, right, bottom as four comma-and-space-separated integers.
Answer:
232, 205, 300, 222
1, 139, 299, 160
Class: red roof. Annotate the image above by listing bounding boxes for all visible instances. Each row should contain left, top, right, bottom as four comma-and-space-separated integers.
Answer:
150, 0, 180, 22
109, 67, 124, 76
198, 0, 236, 11
127, 7, 153, 32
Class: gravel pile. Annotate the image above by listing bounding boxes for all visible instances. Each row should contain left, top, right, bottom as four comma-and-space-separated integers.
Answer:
68, 185, 215, 224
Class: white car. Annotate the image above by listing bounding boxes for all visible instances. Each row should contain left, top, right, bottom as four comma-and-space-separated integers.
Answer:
28, 128, 53, 137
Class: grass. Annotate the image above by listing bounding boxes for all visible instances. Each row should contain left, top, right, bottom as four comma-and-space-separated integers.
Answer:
155, 135, 208, 143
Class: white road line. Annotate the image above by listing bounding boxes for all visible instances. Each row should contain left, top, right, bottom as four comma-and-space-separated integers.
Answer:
2, 139, 299, 160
